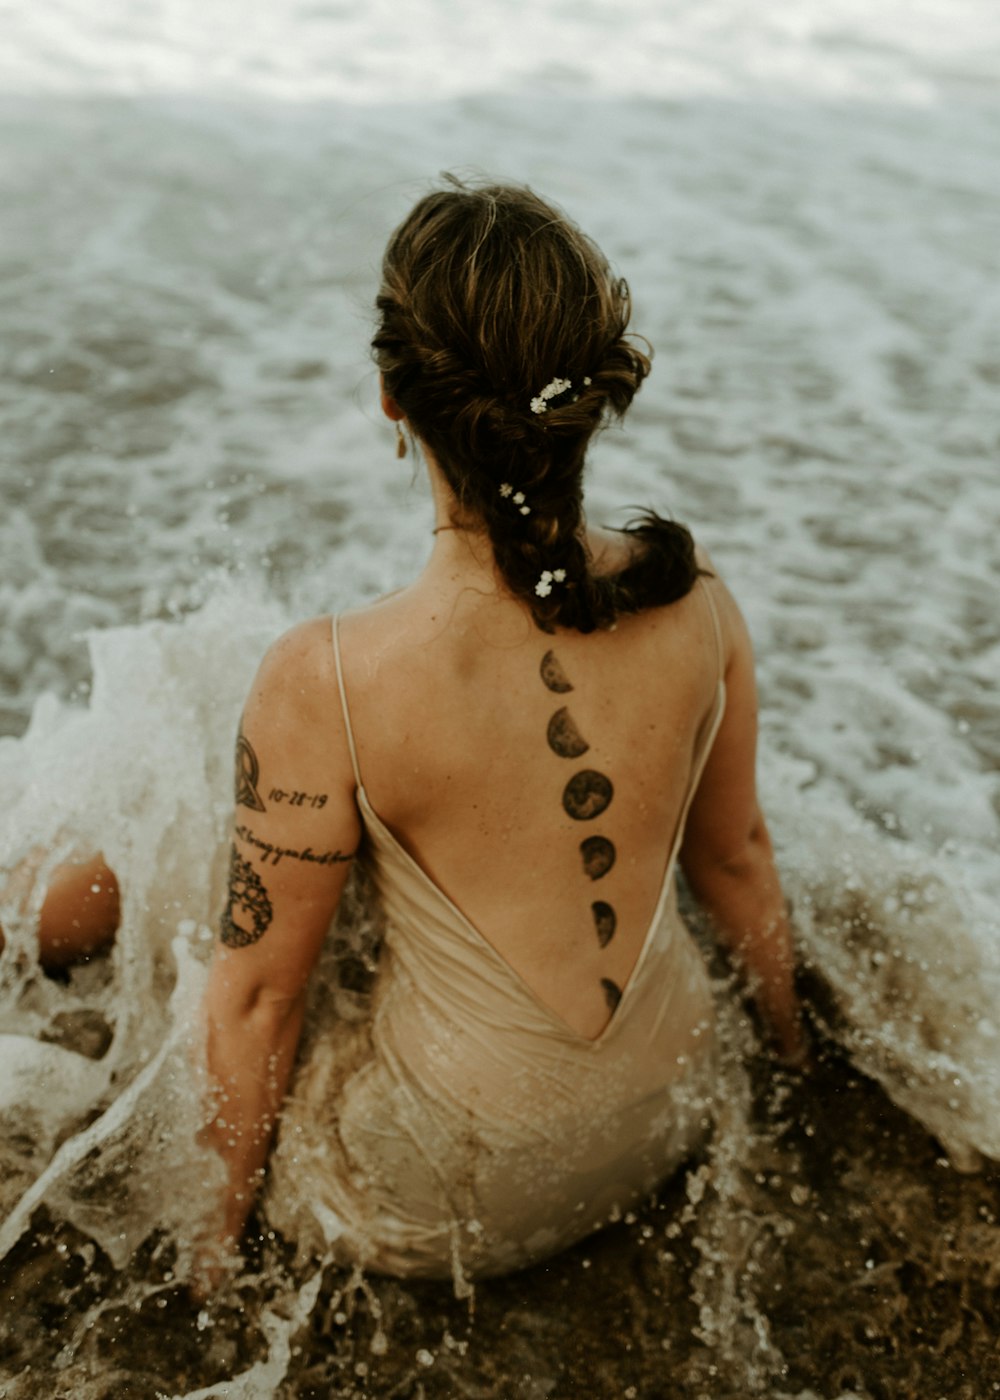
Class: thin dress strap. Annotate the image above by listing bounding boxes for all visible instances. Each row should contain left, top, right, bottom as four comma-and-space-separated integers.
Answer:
697, 574, 725, 689
331, 615, 364, 791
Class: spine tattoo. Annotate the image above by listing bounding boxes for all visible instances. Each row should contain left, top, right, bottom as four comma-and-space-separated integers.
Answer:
540, 650, 621, 1019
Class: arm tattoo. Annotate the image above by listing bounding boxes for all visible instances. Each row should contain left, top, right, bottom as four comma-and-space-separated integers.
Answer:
235, 823, 356, 868
220, 846, 274, 948
268, 788, 328, 809
234, 724, 267, 812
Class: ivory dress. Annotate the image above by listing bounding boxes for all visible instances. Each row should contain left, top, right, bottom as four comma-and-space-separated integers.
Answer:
267, 596, 725, 1282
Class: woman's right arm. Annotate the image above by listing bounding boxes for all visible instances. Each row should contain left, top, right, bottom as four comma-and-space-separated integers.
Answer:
679, 575, 806, 1063
199, 617, 362, 1270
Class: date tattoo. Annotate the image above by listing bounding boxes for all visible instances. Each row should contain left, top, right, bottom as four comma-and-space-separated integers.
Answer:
268, 788, 328, 809
220, 846, 274, 947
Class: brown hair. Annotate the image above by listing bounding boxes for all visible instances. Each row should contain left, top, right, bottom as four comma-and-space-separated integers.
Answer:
372, 178, 701, 632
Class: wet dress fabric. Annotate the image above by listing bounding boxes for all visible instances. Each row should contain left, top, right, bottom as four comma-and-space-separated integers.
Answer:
266, 594, 726, 1281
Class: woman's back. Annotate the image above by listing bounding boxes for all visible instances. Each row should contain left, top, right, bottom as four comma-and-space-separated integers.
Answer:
336, 531, 723, 1041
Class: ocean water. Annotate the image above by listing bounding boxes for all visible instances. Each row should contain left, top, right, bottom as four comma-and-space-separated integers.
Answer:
1, 2, 999, 1396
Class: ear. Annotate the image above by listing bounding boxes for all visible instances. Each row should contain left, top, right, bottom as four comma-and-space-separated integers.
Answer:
379, 376, 405, 423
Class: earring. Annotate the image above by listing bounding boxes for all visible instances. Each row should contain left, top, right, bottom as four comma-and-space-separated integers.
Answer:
396, 423, 407, 460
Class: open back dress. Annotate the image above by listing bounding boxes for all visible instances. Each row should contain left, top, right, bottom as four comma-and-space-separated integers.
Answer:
266, 587, 725, 1282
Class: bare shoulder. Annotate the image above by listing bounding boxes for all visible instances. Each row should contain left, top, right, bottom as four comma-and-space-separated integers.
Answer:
241, 615, 345, 770
252, 616, 336, 700
693, 545, 753, 673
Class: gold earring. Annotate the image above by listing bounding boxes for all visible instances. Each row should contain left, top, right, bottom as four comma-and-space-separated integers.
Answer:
396, 423, 407, 460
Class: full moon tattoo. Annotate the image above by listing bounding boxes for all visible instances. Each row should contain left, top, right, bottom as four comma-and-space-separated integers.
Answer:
562, 769, 614, 822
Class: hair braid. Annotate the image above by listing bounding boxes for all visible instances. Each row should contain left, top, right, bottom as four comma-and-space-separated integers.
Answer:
373, 179, 703, 631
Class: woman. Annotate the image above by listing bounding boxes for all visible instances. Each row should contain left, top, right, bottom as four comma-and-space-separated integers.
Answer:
199, 177, 804, 1282
8, 180, 804, 1282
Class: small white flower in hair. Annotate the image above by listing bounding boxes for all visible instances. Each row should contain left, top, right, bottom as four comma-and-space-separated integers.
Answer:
512, 491, 525, 505
519, 505, 531, 515
535, 571, 554, 598
529, 376, 575, 414
499, 482, 513, 497
552, 568, 567, 582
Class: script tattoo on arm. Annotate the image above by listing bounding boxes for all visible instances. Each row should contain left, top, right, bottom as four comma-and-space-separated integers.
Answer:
234, 824, 356, 868
234, 725, 267, 812
220, 846, 274, 948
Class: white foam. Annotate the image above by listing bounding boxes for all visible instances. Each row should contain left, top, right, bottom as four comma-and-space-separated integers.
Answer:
2, 0, 999, 104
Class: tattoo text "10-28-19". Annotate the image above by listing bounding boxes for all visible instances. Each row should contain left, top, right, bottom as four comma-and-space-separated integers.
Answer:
268, 789, 328, 809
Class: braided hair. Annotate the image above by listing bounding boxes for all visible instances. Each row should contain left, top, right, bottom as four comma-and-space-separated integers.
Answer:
372, 178, 701, 632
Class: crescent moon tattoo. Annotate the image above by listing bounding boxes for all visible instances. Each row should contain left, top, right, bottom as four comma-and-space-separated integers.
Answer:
592, 901, 617, 948
601, 978, 622, 1013
562, 770, 614, 821
580, 836, 616, 881
546, 707, 590, 759
540, 650, 574, 694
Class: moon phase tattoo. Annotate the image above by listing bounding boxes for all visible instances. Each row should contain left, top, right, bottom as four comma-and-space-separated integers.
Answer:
601, 978, 622, 1013
562, 770, 614, 822
220, 846, 274, 948
546, 707, 590, 759
580, 836, 616, 881
540, 650, 574, 694
592, 901, 617, 948
538, 651, 622, 1017
234, 726, 266, 812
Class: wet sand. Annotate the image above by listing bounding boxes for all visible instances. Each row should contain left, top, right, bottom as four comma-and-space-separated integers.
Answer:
2, 1029, 997, 1400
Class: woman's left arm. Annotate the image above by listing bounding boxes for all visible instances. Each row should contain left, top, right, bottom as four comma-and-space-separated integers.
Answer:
200, 617, 361, 1260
